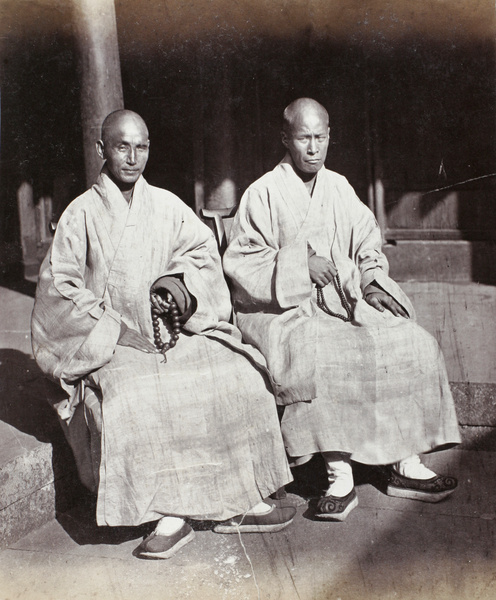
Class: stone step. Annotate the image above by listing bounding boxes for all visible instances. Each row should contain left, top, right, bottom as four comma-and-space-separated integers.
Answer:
384, 240, 496, 284
0, 419, 83, 549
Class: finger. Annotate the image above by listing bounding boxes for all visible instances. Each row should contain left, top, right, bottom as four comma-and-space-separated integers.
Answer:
369, 296, 385, 312
380, 297, 400, 316
382, 297, 408, 318
395, 303, 409, 318
326, 263, 337, 277
151, 297, 163, 312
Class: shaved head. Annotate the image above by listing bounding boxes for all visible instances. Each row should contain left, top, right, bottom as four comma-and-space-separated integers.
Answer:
101, 109, 149, 144
96, 110, 150, 196
282, 98, 329, 136
281, 98, 330, 177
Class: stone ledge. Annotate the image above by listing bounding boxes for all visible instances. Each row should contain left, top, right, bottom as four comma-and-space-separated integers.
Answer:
0, 426, 86, 550
384, 240, 496, 284
451, 382, 496, 427
459, 426, 496, 451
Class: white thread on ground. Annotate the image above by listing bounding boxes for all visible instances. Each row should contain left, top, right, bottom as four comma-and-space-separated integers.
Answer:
235, 510, 261, 600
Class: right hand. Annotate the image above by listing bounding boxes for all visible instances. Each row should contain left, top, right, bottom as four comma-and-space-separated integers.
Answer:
117, 323, 158, 353
308, 255, 337, 287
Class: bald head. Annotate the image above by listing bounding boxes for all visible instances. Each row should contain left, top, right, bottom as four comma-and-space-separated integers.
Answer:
282, 98, 329, 136
281, 98, 330, 177
96, 110, 150, 196
101, 109, 149, 144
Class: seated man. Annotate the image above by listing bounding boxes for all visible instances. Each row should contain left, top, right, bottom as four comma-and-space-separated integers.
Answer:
31, 109, 294, 559
223, 98, 461, 521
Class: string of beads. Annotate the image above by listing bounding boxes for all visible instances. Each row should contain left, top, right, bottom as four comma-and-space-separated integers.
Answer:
150, 291, 181, 361
316, 272, 353, 322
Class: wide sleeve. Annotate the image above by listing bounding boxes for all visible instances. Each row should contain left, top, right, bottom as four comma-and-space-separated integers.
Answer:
223, 186, 312, 310
349, 197, 389, 291
31, 204, 122, 388
156, 202, 235, 335
345, 187, 415, 318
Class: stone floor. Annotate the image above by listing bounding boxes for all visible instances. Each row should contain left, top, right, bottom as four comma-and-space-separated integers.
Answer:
1, 449, 495, 600
1, 280, 495, 599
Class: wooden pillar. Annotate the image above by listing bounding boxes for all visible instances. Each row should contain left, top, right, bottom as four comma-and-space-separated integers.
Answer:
72, 0, 124, 187
203, 60, 237, 210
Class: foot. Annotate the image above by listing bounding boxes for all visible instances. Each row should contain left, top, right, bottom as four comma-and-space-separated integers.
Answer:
213, 505, 296, 534
133, 522, 195, 559
387, 468, 458, 503
315, 488, 358, 521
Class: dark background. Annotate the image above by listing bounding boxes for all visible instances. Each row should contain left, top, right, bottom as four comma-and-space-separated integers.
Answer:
1, 0, 495, 277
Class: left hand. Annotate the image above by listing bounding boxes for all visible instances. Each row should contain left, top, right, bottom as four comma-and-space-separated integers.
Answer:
150, 291, 172, 314
363, 286, 409, 318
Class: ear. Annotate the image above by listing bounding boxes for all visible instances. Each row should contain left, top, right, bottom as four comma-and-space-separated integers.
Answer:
281, 130, 289, 149
96, 140, 105, 160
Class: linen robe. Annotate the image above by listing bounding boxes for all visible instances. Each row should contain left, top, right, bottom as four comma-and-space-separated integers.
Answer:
223, 158, 461, 466
31, 172, 291, 526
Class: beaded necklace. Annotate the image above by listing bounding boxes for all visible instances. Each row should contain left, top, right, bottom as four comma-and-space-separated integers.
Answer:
316, 272, 353, 322
150, 291, 182, 362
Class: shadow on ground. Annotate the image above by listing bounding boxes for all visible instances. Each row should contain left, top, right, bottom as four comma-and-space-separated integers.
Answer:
0, 348, 86, 514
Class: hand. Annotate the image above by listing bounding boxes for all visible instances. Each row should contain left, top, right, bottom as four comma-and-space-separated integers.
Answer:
308, 255, 337, 287
150, 291, 172, 314
364, 288, 409, 318
117, 323, 158, 353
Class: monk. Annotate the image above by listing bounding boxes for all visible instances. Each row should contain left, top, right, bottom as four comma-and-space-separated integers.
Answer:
223, 98, 461, 521
31, 109, 295, 559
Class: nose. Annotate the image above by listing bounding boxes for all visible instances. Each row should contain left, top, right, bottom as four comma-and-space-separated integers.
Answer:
127, 147, 137, 165
308, 137, 317, 154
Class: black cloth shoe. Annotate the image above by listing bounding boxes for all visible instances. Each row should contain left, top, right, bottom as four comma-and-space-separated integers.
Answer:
133, 522, 195, 559
315, 488, 358, 521
387, 469, 458, 503
213, 505, 296, 533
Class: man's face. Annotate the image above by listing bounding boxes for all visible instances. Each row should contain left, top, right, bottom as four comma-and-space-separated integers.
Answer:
282, 109, 330, 175
97, 117, 149, 188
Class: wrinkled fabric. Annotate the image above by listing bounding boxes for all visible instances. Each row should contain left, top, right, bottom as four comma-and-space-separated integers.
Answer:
32, 172, 291, 526
223, 158, 461, 465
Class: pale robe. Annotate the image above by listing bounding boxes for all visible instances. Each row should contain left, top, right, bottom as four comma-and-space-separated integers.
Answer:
223, 158, 461, 466
31, 172, 292, 526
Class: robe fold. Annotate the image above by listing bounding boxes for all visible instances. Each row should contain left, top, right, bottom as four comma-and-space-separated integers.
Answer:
31, 172, 291, 526
223, 158, 461, 466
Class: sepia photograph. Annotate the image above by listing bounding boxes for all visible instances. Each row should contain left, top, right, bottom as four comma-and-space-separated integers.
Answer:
0, 1, 495, 598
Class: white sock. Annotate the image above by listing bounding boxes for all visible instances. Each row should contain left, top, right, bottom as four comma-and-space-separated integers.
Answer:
323, 452, 354, 497
246, 501, 273, 516
394, 455, 437, 480
154, 516, 185, 536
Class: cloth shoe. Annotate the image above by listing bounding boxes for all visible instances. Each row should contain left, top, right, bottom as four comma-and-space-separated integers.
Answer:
133, 522, 195, 559
387, 457, 457, 503
315, 488, 358, 521
213, 505, 296, 533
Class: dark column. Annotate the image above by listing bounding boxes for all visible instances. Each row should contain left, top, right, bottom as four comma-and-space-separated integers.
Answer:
201, 59, 237, 210
72, 0, 124, 186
